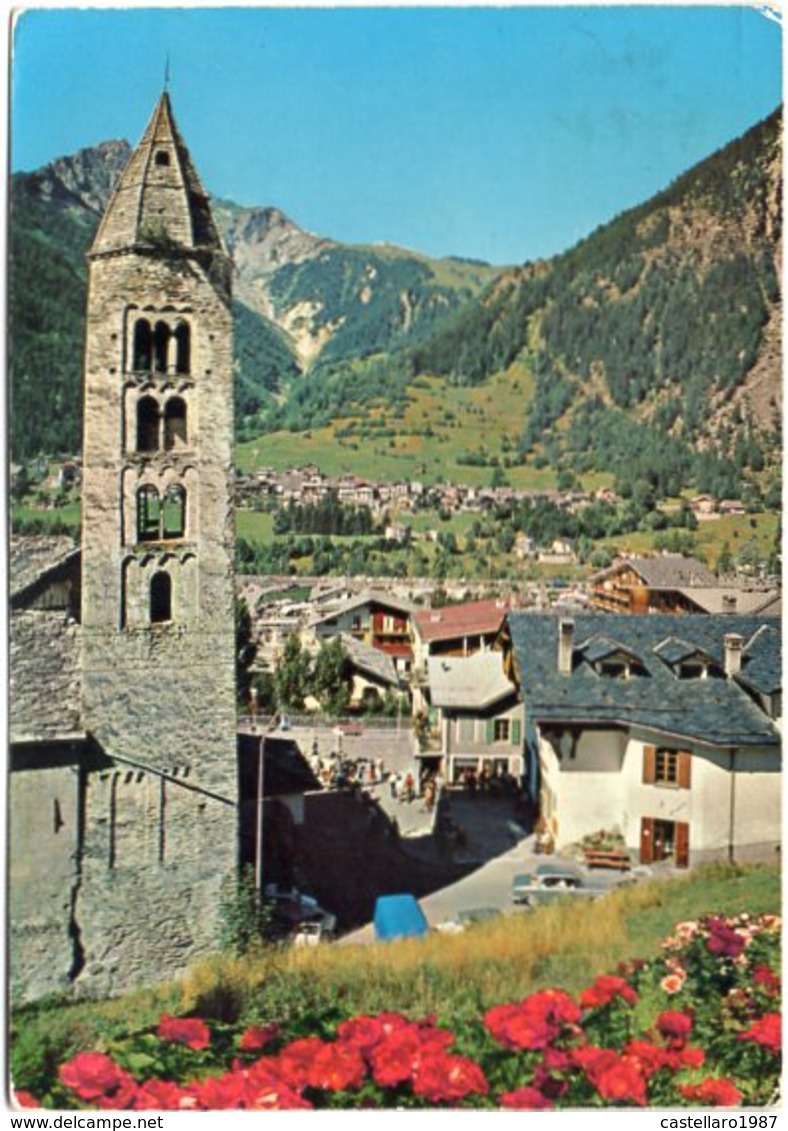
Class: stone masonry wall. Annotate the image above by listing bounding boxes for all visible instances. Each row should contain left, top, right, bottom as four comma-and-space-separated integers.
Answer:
9, 764, 80, 1002
76, 768, 235, 998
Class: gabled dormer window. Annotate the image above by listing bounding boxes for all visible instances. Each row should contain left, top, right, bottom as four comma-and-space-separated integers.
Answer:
582, 636, 642, 680
594, 653, 643, 680
655, 637, 716, 680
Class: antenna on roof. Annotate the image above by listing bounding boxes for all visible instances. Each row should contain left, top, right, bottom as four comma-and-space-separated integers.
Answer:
164, 54, 171, 92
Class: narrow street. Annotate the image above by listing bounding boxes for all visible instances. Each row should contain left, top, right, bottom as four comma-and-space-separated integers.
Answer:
339, 791, 650, 944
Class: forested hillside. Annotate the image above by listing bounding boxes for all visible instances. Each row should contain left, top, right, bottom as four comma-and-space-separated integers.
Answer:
10, 108, 782, 507
9, 147, 496, 461
404, 109, 782, 500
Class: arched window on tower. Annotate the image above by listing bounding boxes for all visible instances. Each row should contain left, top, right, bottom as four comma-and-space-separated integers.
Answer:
162, 485, 186, 539
137, 485, 161, 542
174, 322, 191, 374
150, 572, 172, 624
164, 397, 187, 449
133, 319, 152, 371
136, 396, 160, 452
153, 321, 170, 373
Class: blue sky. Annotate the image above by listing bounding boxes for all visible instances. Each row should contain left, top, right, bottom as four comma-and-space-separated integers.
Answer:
11, 5, 783, 265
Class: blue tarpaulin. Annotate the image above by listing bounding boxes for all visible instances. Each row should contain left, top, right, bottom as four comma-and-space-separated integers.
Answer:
373, 894, 428, 941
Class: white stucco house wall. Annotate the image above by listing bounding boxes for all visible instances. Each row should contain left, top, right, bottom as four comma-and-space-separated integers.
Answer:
504, 613, 781, 866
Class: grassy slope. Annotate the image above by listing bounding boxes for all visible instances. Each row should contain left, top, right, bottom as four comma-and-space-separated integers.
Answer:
237, 362, 571, 488
603, 513, 779, 570
11, 863, 779, 1065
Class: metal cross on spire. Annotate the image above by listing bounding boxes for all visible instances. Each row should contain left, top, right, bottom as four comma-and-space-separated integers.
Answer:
164, 54, 171, 92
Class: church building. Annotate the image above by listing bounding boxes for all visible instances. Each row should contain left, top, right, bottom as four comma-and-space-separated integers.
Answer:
9, 92, 238, 999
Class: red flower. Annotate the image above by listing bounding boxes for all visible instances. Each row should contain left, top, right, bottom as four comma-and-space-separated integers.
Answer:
752, 965, 781, 995
623, 1040, 671, 1078
133, 1079, 192, 1111
59, 1052, 138, 1109
336, 1011, 411, 1056
275, 1036, 329, 1089
243, 1060, 313, 1110
580, 974, 638, 1010
706, 919, 746, 958
187, 1064, 312, 1111
737, 1013, 781, 1054
595, 1057, 647, 1107
157, 1014, 211, 1050
672, 1046, 705, 1071
484, 989, 580, 1051
411, 1052, 489, 1104
307, 1041, 366, 1091
12, 1091, 39, 1109
500, 1085, 554, 1110
369, 1025, 453, 1088
571, 1047, 647, 1106
527, 988, 582, 1025
238, 1024, 280, 1051
187, 1070, 247, 1110
656, 1010, 693, 1047
533, 1047, 572, 1098
678, 1078, 743, 1107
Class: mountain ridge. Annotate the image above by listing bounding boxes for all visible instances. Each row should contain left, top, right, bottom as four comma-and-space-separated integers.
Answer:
9, 107, 782, 507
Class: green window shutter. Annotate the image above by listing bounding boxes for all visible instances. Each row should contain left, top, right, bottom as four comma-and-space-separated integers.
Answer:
485, 719, 494, 743
511, 718, 522, 746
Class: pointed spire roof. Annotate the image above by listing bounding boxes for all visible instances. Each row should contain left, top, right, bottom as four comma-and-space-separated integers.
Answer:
90, 92, 222, 256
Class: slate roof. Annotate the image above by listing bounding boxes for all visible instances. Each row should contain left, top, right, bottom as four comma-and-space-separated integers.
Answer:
307, 589, 416, 628
506, 612, 780, 748
91, 92, 222, 255
677, 587, 782, 616
580, 637, 640, 665
737, 623, 782, 696
10, 535, 79, 604
10, 610, 83, 742
340, 634, 399, 687
428, 651, 515, 711
594, 554, 716, 588
653, 637, 715, 666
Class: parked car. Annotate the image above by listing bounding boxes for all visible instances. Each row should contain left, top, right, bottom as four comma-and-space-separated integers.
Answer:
291, 918, 335, 946
511, 862, 604, 907
435, 907, 502, 935
266, 888, 337, 941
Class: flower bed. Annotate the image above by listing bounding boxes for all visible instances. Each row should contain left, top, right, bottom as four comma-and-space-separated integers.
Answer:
14, 912, 780, 1110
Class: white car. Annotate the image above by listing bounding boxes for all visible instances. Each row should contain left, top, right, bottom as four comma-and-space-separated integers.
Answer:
512, 862, 604, 907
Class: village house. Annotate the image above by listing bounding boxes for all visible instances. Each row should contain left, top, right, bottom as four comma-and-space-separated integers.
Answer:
411, 596, 520, 700
418, 651, 523, 787
589, 553, 718, 613
502, 612, 781, 866
590, 553, 780, 617
537, 537, 576, 565
339, 633, 406, 712
305, 590, 416, 678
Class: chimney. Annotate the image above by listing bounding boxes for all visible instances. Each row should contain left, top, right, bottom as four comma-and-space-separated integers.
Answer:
558, 618, 574, 675
724, 633, 743, 677
722, 595, 737, 614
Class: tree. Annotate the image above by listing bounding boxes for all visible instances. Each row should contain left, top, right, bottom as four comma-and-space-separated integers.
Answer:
311, 638, 352, 717
235, 596, 257, 707
716, 542, 734, 576
274, 635, 312, 713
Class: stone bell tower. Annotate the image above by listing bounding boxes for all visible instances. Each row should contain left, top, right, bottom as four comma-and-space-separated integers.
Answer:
77, 92, 237, 991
